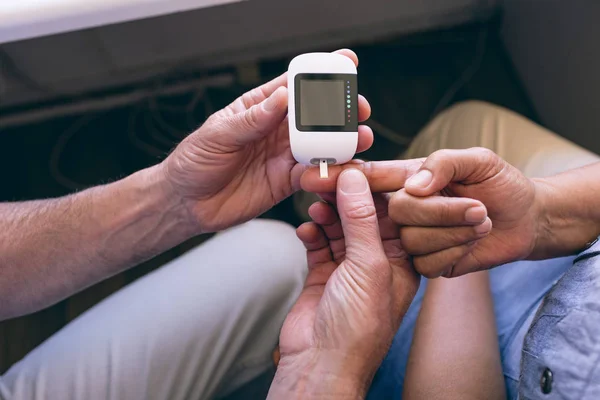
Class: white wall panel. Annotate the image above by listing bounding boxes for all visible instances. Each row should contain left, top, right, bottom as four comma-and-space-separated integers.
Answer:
1, 0, 498, 110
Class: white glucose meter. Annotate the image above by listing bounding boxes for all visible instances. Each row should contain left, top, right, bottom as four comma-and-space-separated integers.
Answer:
287, 53, 358, 177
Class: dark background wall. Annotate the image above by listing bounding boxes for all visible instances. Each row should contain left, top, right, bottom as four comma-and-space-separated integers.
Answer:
502, 0, 600, 154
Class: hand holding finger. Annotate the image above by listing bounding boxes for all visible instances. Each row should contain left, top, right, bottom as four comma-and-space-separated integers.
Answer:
308, 202, 346, 262
301, 159, 424, 194
296, 222, 340, 287
400, 218, 492, 255
336, 169, 387, 270
388, 189, 488, 227
404, 147, 505, 196
413, 242, 478, 279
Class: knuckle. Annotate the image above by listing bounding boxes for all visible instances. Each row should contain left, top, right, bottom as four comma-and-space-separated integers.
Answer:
238, 93, 251, 108
446, 228, 474, 249
357, 160, 370, 177
404, 158, 424, 178
472, 146, 495, 157
249, 87, 263, 103
243, 105, 260, 128
344, 201, 377, 220
241, 88, 262, 108
457, 227, 476, 242
472, 147, 497, 163
205, 116, 226, 135
202, 114, 216, 127
469, 147, 506, 178
413, 258, 441, 279
398, 228, 418, 253
388, 190, 408, 222
429, 149, 450, 163
437, 200, 453, 223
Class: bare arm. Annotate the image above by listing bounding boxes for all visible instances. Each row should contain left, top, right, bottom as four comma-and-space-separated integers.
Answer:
0, 165, 196, 320
532, 162, 600, 259
403, 272, 505, 400
0, 49, 372, 322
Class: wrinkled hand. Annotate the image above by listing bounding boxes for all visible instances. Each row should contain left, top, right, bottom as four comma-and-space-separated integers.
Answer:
389, 148, 537, 277
159, 49, 373, 234
269, 170, 419, 398
300, 148, 539, 278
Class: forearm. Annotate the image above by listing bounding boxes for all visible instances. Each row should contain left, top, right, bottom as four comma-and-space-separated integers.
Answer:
403, 272, 505, 400
531, 162, 600, 260
268, 352, 373, 400
0, 165, 196, 320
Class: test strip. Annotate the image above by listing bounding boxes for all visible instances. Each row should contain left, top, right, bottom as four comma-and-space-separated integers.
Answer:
320, 159, 328, 179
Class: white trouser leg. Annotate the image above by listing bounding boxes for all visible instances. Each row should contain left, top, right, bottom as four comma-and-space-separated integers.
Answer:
0, 219, 306, 400
403, 100, 600, 177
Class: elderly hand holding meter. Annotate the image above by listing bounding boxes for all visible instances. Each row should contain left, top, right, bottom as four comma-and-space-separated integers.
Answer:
288, 52, 362, 178
161, 49, 373, 234
0, 45, 406, 400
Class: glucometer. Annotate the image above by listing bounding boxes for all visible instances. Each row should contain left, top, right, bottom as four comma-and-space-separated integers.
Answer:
288, 53, 358, 178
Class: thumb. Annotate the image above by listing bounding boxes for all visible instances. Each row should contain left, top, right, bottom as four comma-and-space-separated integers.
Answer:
226, 86, 288, 145
336, 169, 387, 268
404, 147, 504, 197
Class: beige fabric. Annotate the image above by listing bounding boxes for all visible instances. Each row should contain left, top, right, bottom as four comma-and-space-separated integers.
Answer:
403, 101, 600, 178
0, 220, 306, 400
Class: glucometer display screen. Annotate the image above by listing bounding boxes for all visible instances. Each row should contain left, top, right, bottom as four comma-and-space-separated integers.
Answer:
295, 73, 358, 132
300, 80, 345, 126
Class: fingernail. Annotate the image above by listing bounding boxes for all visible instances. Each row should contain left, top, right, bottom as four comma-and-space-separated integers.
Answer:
474, 218, 492, 234
465, 206, 487, 224
406, 170, 432, 189
339, 169, 368, 194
